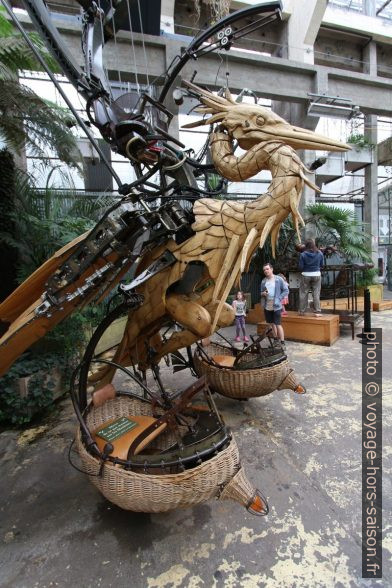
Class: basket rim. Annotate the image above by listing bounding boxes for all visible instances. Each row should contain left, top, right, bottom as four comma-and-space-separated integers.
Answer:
194, 346, 289, 374
76, 426, 237, 482
77, 394, 232, 472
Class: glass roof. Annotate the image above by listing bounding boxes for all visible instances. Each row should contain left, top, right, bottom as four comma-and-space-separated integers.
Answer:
328, 0, 392, 20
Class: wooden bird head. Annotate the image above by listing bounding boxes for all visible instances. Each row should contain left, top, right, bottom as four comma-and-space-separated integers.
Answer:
182, 80, 350, 153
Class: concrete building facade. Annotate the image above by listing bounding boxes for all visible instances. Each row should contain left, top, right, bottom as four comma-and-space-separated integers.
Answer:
9, 0, 392, 271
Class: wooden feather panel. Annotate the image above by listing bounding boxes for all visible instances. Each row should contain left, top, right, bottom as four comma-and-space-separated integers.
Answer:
193, 198, 223, 215
192, 219, 211, 232
178, 231, 206, 254
206, 225, 226, 237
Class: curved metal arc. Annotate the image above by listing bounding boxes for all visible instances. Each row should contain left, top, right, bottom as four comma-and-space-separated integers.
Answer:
158, 1, 282, 103
20, 0, 92, 98
14, 0, 283, 200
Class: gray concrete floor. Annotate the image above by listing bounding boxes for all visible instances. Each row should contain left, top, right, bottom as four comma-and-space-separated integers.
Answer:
0, 312, 391, 588
383, 285, 392, 300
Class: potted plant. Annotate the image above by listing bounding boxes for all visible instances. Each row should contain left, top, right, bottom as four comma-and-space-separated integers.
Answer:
356, 267, 383, 302
346, 133, 375, 151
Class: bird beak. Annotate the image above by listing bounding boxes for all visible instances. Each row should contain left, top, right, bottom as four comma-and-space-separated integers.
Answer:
246, 121, 351, 152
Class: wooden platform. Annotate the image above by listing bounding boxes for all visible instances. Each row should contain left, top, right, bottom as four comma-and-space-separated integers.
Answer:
321, 297, 364, 312
321, 299, 349, 311
322, 298, 392, 313
257, 311, 340, 346
248, 299, 364, 324
373, 300, 392, 312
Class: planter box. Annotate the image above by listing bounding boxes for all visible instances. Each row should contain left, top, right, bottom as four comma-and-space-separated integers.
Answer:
357, 284, 383, 302
345, 146, 373, 172
15, 366, 65, 419
16, 366, 64, 401
373, 300, 392, 312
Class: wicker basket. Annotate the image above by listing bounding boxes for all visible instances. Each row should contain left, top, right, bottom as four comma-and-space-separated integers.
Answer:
193, 343, 301, 399
75, 395, 259, 513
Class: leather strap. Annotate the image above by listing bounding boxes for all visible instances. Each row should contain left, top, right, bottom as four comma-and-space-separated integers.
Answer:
127, 376, 208, 456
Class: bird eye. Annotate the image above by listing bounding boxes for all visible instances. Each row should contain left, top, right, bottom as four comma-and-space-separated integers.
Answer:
256, 115, 265, 126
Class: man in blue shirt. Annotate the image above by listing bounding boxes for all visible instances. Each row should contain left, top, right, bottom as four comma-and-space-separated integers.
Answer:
260, 263, 289, 346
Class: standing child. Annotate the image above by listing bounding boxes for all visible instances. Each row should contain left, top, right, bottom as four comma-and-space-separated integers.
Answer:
279, 273, 289, 316
232, 291, 249, 342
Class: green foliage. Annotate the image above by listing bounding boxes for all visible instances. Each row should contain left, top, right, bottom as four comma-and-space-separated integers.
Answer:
0, 166, 113, 426
0, 7, 80, 167
206, 172, 226, 199
356, 267, 379, 288
0, 7, 58, 78
346, 133, 375, 150
0, 166, 114, 281
249, 203, 372, 274
0, 148, 18, 299
0, 306, 107, 426
306, 203, 372, 262
0, 353, 62, 426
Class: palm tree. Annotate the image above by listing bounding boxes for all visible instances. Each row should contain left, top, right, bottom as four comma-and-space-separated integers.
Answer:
248, 202, 372, 279
305, 203, 372, 262
0, 6, 80, 167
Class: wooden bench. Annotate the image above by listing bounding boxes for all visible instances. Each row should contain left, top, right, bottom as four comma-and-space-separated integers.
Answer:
373, 300, 392, 312
332, 310, 363, 340
257, 311, 340, 346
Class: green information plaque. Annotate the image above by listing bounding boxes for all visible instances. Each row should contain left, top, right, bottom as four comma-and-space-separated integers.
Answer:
96, 417, 139, 442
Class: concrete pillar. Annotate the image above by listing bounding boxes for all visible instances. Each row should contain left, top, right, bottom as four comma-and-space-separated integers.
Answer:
271, 101, 319, 236
363, 0, 376, 17
280, 0, 327, 64
273, 0, 326, 237
161, 0, 175, 34
164, 41, 181, 139
364, 113, 379, 270
362, 0, 378, 272
362, 9, 377, 78
363, 41, 378, 76
302, 152, 317, 239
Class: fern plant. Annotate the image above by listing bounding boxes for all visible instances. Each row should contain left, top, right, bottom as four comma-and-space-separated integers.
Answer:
0, 166, 114, 426
0, 6, 80, 167
0, 165, 115, 281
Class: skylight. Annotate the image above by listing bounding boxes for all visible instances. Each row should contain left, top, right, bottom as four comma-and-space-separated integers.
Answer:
328, 0, 392, 20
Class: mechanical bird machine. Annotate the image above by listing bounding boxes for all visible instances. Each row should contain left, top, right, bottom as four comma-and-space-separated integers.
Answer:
0, 0, 349, 514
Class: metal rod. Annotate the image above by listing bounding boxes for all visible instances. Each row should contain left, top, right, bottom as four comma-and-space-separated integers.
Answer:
1, 0, 123, 189
364, 289, 371, 332
376, 0, 392, 16
351, 266, 354, 315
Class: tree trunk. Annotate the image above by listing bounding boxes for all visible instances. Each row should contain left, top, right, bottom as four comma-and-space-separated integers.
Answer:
0, 149, 18, 304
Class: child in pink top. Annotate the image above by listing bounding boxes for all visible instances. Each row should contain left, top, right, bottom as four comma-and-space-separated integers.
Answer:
279, 274, 289, 316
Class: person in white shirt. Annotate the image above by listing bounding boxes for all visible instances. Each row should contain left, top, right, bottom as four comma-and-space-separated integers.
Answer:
260, 263, 289, 346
